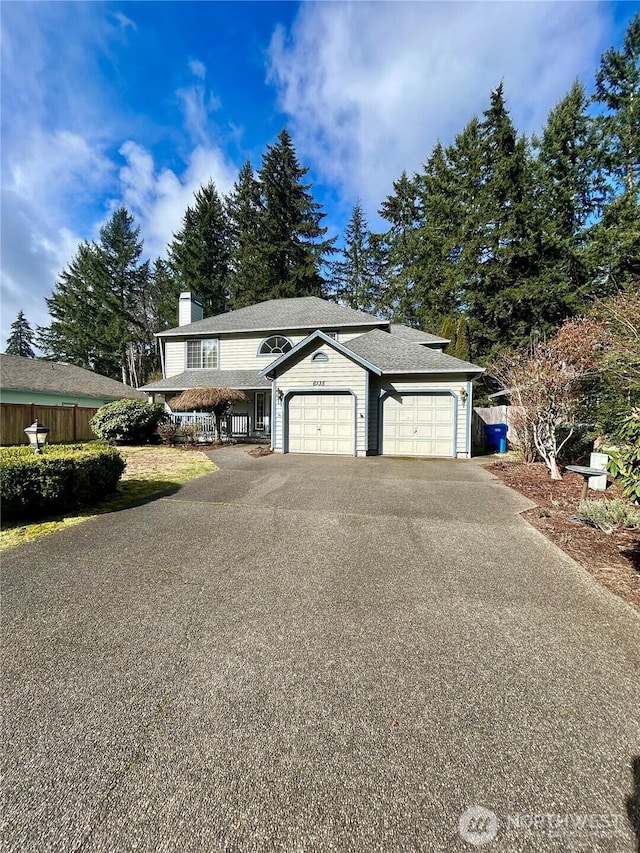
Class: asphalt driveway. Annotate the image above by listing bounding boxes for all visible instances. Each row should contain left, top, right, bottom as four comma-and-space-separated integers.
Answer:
2, 448, 639, 852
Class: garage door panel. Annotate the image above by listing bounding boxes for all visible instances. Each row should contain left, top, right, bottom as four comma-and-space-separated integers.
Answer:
382, 394, 454, 457
287, 393, 355, 455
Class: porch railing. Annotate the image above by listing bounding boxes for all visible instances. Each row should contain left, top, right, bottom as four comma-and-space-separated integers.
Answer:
169, 412, 262, 439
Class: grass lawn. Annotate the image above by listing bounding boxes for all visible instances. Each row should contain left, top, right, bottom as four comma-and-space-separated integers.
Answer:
0, 446, 216, 551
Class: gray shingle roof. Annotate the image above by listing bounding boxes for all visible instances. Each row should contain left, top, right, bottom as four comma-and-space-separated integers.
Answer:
140, 369, 270, 393
389, 324, 449, 346
344, 330, 484, 375
160, 297, 388, 337
0, 354, 147, 400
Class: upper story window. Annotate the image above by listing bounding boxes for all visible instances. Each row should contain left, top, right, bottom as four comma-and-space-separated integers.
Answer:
258, 336, 293, 355
323, 330, 338, 341
187, 339, 218, 369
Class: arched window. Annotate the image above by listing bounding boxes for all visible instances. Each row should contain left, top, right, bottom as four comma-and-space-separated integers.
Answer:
259, 336, 293, 355
311, 352, 329, 363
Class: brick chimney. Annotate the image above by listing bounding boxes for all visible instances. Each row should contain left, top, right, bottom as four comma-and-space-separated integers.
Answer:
178, 292, 204, 326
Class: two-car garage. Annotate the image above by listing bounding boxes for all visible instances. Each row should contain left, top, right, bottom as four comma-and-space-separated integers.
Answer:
264, 331, 478, 459
284, 389, 457, 458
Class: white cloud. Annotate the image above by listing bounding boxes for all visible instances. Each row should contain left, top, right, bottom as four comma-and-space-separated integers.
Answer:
176, 60, 222, 145
117, 141, 238, 258
268, 1, 611, 221
189, 59, 206, 80
112, 11, 137, 32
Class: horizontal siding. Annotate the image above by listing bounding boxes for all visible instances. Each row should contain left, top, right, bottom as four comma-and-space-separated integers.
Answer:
165, 341, 185, 377
220, 334, 307, 370
371, 375, 471, 457
274, 347, 367, 455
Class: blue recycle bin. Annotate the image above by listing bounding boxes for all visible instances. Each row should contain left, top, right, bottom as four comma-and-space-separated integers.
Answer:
485, 423, 508, 453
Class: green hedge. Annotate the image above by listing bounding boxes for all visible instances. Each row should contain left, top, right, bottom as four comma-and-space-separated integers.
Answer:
0, 443, 126, 520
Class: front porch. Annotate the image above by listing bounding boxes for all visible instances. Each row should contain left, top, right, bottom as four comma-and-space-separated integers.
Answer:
163, 388, 272, 443
168, 410, 271, 442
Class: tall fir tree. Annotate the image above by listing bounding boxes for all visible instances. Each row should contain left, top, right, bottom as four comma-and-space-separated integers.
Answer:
590, 14, 640, 294
38, 207, 149, 385
593, 13, 640, 197
329, 201, 376, 311
462, 85, 538, 356
413, 141, 464, 331
258, 129, 335, 299
168, 181, 230, 316
531, 82, 601, 325
378, 171, 421, 323
5, 311, 35, 357
227, 161, 267, 308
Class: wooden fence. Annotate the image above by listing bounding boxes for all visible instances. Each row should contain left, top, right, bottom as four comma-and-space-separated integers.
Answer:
0, 403, 98, 446
472, 405, 525, 451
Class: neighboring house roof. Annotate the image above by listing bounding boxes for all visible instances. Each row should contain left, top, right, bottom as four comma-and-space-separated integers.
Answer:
0, 354, 147, 400
159, 297, 388, 337
140, 369, 270, 393
389, 324, 449, 346
344, 330, 484, 375
259, 330, 383, 379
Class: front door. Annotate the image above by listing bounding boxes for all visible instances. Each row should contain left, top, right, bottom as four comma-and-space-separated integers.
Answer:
255, 391, 270, 434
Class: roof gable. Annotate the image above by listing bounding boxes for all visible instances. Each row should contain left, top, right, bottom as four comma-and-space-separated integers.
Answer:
259, 331, 383, 377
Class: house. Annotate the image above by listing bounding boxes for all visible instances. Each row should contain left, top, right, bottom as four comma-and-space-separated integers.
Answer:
0, 353, 147, 444
140, 293, 484, 458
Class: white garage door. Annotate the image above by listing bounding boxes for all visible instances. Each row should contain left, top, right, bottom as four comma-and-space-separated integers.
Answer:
287, 393, 354, 455
382, 393, 454, 457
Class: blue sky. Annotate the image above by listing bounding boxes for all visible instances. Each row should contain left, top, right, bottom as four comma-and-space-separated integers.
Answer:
1, 1, 637, 348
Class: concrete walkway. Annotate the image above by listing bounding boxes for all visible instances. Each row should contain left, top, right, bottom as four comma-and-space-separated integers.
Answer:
2, 448, 639, 852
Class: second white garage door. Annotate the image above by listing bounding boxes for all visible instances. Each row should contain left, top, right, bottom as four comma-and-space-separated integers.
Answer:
287, 393, 354, 455
382, 393, 455, 457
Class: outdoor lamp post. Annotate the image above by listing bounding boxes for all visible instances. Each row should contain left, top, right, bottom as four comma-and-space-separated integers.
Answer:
24, 420, 50, 454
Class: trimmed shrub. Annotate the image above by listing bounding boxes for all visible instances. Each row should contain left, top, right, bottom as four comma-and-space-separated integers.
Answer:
1, 443, 126, 520
156, 422, 179, 445
90, 399, 166, 444
177, 423, 201, 445
607, 408, 640, 505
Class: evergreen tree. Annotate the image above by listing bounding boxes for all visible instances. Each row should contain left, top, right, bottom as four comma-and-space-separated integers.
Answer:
330, 201, 375, 311
463, 86, 538, 356
38, 240, 111, 373
38, 207, 149, 384
227, 161, 267, 308
168, 181, 230, 316
378, 170, 421, 323
413, 142, 464, 330
590, 15, 640, 294
531, 82, 601, 323
258, 129, 335, 298
593, 13, 640, 196
5, 311, 36, 357
439, 316, 457, 355
454, 316, 471, 362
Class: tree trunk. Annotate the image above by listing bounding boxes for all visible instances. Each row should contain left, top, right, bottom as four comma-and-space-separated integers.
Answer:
548, 454, 562, 480
214, 413, 222, 445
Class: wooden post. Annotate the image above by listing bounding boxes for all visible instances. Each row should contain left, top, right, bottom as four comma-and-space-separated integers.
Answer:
73, 405, 77, 442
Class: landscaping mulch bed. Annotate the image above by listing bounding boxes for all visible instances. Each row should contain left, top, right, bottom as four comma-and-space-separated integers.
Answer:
489, 461, 640, 612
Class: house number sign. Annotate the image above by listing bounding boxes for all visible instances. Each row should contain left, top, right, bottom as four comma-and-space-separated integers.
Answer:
312, 380, 325, 386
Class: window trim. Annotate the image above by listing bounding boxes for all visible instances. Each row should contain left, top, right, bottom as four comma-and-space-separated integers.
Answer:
311, 352, 329, 363
257, 335, 294, 356
185, 338, 219, 370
